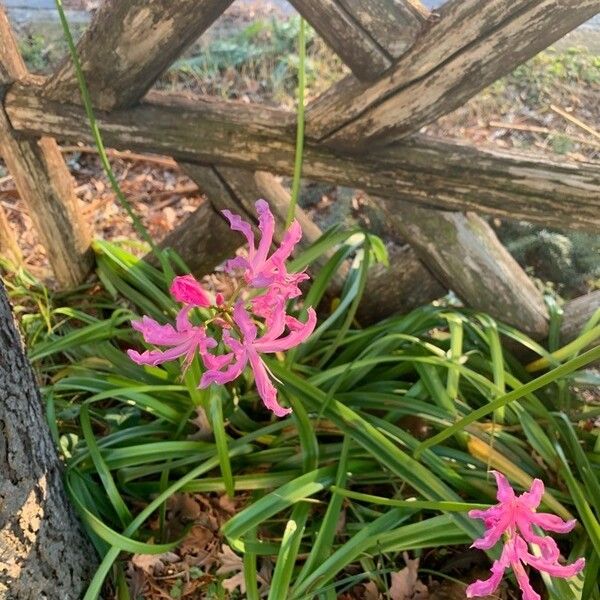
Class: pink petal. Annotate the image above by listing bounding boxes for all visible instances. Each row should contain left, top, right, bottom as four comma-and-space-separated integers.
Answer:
268, 219, 302, 265
132, 316, 182, 345
254, 199, 275, 268
516, 515, 560, 561
223, 329, 245, 354
233, 302, 258, 342
252, 288, 280, 321
512, 560, 542, 600
520, 478, 544, 510
222, 209, 256, 266
257, 296, 287, 340
127, 344, 188, 366
248, 352, 291, 417
466, 559, 507, 598
492, 471, 516, 503
524, 553, 585, 579
530, 513, 577, 534
201, 351, 234, 371
200, 354, 246, 387
468, 506, 503, 521
254, 307, 317, 353
170, 275, 211, 307
225, 256, 250, 276
176, 305, 192, 332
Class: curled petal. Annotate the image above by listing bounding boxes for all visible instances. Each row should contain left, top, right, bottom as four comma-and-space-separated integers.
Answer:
492, 471, 516, 503
225, 256, 251, 276
468, 506, 503, 522
132, 316, 181, 345
512, 560, 542, 600
466, 571, 503, 598
516, 516, 560, 561
471, 512, 511, 550
466, 552, 509, 598
254, 199, 275, 267
201, 351, 234, 372
200, 355, 246, 387
127, 344, 189, 367
222, 209, 255, 258
248, 352, 291, 417
268, 220, 302, 265
176, 305, 192, 332
530, 512, 577, 534
515, 536, 585, 579
170, 275, 211, 307
233, 302, 258, 342
521, 478, 544, 510
523, 553, 585, 579
255, 307, 316, 353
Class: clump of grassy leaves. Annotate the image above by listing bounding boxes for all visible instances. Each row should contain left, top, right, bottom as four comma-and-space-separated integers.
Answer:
5, 231, 600, 600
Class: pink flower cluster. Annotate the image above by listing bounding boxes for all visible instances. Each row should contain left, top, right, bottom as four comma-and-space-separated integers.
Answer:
128, 200, 316, 417
467, 471, 585, 600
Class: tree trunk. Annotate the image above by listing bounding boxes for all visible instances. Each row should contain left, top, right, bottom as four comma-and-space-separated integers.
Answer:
0, 281, 97, 598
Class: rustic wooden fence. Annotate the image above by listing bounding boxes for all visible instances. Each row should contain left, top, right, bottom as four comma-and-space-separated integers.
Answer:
0, 0, 599, 341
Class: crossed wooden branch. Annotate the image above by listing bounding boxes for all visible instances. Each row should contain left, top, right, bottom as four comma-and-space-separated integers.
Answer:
0, 0, 598, 338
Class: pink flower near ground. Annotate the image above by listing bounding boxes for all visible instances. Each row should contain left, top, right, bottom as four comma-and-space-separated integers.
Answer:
200, 300, 316, 417
127, 306, 216, 371
467, 471, 585, 600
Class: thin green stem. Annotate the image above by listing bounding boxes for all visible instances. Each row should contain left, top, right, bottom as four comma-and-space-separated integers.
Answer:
286, 17, 306, 228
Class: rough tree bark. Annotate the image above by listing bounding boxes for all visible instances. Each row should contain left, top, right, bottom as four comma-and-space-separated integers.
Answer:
0, 281, 96, 598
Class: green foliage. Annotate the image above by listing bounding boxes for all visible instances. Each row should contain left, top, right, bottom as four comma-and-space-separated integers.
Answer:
19, 34, 48, 72
489, 47, 600, 108
7, 232, 600, 600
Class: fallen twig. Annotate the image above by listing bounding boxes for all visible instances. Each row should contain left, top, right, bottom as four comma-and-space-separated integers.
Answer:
490, 120, 600, 150
60, 145, 178, 168
549, 105, 600, 141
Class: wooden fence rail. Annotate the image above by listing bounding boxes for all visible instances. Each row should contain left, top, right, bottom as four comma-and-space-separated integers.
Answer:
0, 0, 599, 339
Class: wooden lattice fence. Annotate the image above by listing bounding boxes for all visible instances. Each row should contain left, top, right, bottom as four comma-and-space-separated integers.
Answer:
0, 0, 599, 341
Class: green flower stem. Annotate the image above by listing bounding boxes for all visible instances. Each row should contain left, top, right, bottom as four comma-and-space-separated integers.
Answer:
286, 17, 306, 228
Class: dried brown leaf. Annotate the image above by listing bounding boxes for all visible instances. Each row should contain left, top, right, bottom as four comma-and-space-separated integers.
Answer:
131, 551, 180, 575
363, 581, 382, 600
222, 571, 246, 595
216, 544, 244, 576
389, 554, 428, 600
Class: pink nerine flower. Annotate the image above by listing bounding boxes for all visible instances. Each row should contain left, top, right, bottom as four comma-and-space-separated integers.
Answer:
128, 201, 315, 418
222, 199, 308, 297
127, 306, 215, 371
200, 300, 316, 417
467, 471, 585, 600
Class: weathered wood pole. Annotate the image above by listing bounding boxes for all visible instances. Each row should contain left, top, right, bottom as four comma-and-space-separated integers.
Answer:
0, 280, 97, 597
0, 8, 93, 287
0, 206, 22, 266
